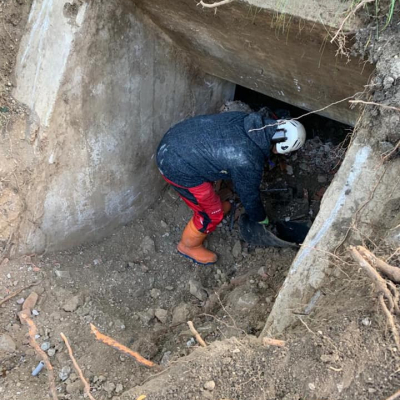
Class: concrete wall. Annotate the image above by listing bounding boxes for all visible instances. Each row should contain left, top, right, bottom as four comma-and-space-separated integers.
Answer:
134, 0, 374, 126
2, 0, 234, 255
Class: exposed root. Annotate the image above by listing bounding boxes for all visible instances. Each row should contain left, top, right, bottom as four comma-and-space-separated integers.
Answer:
358, 246, 400, 283
19, 311, 58, 400
350, 246, 400, 349
350, 246, 395, 311
198, 0, 234, 8
349, 100, 400, 113
330, 0, 374, 44
262, 337, 286, 347
60, 333, 96, 400
0, 282, 39, 307
385, 387, 400, 400
187, 321, 207, 347
90, 324, 158, 368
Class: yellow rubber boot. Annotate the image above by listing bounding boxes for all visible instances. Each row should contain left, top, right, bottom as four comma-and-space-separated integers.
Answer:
177, 219, 217, 265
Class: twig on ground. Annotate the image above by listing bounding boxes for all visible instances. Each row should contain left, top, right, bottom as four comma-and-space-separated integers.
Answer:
349, 100, 400, 113
0, 282, 40, 307
330, 0, 374, 44
60, 333, 96, 400
19, 311, 58, 400
198, 0, 234, 8
187, 321, 207, 347
385, 387, 400, 400
90, 324, 157, 368
357, 246, 400, 283
349, 246, 395, 311
262, 337, 286, 347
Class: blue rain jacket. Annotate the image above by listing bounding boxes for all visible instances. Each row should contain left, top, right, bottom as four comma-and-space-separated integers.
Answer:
156, 112, 276, 222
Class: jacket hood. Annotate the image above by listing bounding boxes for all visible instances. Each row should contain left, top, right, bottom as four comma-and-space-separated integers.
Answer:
244, 113, 276, 157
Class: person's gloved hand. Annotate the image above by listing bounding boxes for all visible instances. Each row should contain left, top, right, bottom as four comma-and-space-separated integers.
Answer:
259, 216, 270, 226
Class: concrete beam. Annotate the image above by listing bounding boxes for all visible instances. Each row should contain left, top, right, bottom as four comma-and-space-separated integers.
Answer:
134, 0, 374, 125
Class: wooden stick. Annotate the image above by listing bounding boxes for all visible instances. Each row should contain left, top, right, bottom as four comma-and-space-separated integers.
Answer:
90, 324, 157, 368
198, 0, 234, 8
379, 294, 400, 350
349, 246, 394, 311
187, 321, 207, 347
262, 337, 286, 347
19, 311, 58, 400
60, 333, 96, 400
358, 246, 400, 283
0, 282, 39, 307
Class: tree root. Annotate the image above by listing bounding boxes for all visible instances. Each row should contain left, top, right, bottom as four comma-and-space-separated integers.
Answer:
350, 246, 400, 348
187, 321, 207, 347
61, 333, 97, 400
90, 324, 158, 368
198, 0, 234, 8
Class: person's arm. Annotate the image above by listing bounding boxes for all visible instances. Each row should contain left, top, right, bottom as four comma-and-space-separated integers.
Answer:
231, 164, 267, 223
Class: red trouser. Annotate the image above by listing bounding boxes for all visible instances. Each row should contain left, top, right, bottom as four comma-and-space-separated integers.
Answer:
163, 176, 223, 234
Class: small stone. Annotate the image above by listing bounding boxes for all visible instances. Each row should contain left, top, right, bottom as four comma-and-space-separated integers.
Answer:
317, 175, 327, 183
137, 309, 155, 325
286, 165, 293, 175
63, 295, 80, 312
165, 286, 174, 291
189, 279, 208, 302
160, 351, 172, 366
150, 288, 161, 299
204, 381, 215, 391
32, 309, 39, 316
66, 380, 84, 394
368, 388, 377, 394
383, 76, 395, 89
172, 303, 190, 325
362, 317, 372, 326
232, 240, 242, 259
54, 270, 70, 278
308, 383, 316, 391
59, 366, 71, 381
40, 342, 51, 351
160, 220, 168, 229
155, 308, 168, 324
0, 334, 16, 353
16, 298, 25, 305
115, 383, 123, 393
141, 236, 155, 254
103, 381, 116, 394
47, 348, 56, 357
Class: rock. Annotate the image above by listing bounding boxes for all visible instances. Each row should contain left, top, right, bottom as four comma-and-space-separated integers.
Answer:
232, 240, 242, 259
141, 236, 155, 254
286, 165, 293, 175
204, 380, 216, 391
172, 303, 190, 325
160, 351, 172, 366
320, 353, 339, 363
0, 334, 16, 353
63, 295, 80, 312
383, 76, 395, 89
155, 308, 168, 324
48, 348, 56, 357
160, 220, 168, 229
103, 381, 116, 394
189, 279, 208, 302
138, 309, 155, 325
361, 317, 372, 326
40, 342, 51, 351
16, 298, 25, 305
317, 175, 327, 183
115, 383, 124, 393
59, 366, 71, 381
150, 288, 161, 299
66, 380, 84, 394
308, 383, 316, 391
228, 287, 259, 311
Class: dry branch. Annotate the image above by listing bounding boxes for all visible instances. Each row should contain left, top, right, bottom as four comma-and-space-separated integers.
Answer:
198, 0, 234, 8
330, 0, 374, 43
357, 246, 400, 283
60, 333, 96, 400
0, 282, 39, 307
262, 337, 286, 347
90, 324, 157, 368
187, 321, 207, 347
19, 311, 58, 400
349, 246, 394, 311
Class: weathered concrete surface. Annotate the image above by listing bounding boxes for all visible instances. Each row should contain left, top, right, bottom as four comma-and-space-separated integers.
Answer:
134, 0, 374, 126
4, 0, 234, 254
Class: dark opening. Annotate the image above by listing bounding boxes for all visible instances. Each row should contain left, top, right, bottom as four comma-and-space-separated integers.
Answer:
232, 85, 352, 233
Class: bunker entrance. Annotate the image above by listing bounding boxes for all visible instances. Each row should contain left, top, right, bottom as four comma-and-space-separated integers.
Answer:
222, 85, 352, 244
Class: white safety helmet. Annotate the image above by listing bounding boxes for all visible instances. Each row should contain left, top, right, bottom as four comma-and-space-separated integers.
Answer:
274, 120, 306, 155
